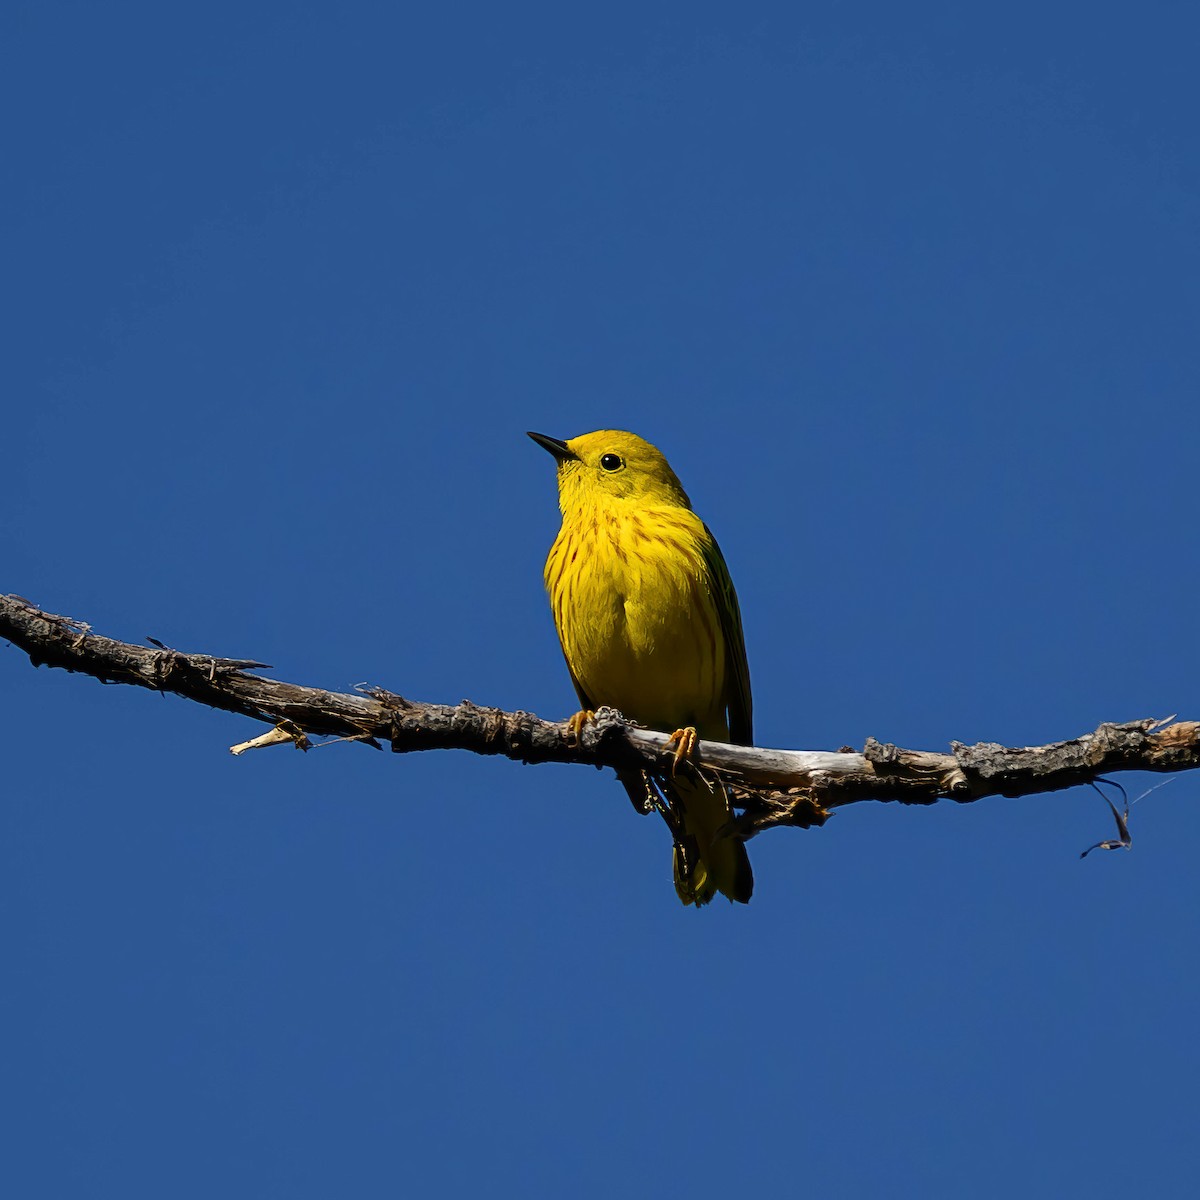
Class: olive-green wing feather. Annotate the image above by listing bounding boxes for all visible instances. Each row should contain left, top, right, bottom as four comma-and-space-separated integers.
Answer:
563, 660, 594, 715
701, 527, 753, 746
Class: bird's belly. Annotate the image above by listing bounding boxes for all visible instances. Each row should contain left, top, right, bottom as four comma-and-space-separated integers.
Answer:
565, 549, 726, 739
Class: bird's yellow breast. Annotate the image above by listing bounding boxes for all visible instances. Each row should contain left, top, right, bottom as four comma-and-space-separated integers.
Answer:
544, 501, 729, 740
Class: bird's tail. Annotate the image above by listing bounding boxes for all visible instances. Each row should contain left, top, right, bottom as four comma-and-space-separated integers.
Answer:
662, 773, 753, 906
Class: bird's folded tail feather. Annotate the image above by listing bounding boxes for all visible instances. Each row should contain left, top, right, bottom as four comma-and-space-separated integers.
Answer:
661, 773, 753, 906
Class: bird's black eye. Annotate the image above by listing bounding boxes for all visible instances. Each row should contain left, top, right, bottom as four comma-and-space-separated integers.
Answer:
599, 453, 624, 472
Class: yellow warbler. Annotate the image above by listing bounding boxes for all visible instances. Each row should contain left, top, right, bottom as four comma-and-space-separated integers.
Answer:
529, 429, 754, 905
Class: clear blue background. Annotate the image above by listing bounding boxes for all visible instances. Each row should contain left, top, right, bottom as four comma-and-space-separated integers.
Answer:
4, 2, 1198, 1196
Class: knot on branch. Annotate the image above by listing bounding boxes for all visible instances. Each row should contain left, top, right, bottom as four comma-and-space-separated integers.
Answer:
862, 737, 970, 802
733, 786, 830, 838
583, 707, 639, 756
863, 737, 900, 766
582, 708, 679, 779
150, 647, 184, 687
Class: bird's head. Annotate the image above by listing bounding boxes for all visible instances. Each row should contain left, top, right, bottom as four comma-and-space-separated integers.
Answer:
527, 429, 693, 512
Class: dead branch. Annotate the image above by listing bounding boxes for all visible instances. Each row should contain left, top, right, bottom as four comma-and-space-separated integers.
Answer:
2, 593, 1196, 839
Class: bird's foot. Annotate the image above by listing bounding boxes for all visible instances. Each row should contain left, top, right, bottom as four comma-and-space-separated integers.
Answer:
666, 726, 699, 775
566, 709, 595, 746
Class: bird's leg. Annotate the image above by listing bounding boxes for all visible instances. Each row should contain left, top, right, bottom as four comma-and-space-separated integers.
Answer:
566, 709, 595, 745
618, 769, 658, 816
665, 726, 699, 775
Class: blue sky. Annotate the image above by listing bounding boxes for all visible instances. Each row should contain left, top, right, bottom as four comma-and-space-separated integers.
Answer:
4, 2, 1199, 1195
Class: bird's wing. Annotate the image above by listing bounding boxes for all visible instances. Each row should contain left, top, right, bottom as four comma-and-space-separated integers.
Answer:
565, 660, 595, 713
702, 526, 753, 746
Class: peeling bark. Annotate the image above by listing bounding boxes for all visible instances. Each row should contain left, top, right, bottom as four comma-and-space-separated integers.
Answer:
2, 593, 1195, 842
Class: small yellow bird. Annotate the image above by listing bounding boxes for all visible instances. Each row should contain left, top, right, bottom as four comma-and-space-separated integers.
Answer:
529, 429, 754, 905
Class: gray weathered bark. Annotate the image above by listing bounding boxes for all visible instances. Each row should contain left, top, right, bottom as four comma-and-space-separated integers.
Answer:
2, 593, 1195, 839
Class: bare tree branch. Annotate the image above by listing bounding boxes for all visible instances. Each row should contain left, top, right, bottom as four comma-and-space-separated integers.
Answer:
2, 593, 1196, 840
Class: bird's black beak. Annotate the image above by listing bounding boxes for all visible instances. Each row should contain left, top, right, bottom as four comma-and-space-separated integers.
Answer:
527, 431, 578, 462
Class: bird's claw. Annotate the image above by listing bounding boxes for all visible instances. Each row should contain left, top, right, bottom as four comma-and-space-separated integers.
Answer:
567, 709, 596, 746
666, 726, 699, 775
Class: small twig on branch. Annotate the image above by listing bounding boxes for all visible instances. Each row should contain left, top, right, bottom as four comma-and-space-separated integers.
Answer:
229, 721, 312, 755
1, 593, 1196, 839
